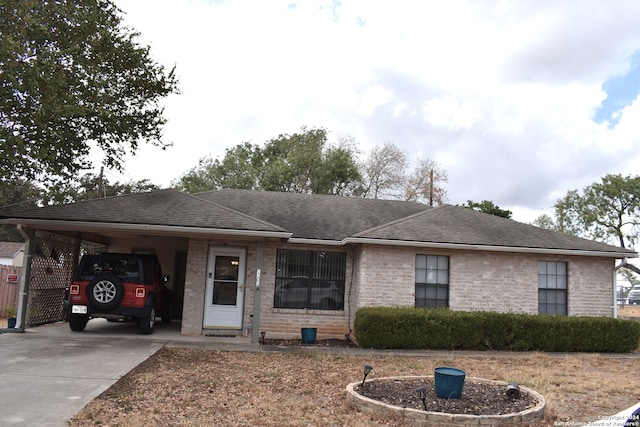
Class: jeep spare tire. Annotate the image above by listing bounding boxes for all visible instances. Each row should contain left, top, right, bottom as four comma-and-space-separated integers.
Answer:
87, 274, 124, 310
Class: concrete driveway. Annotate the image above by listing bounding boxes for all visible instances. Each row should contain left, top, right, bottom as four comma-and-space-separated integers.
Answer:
0, 319, 255, 427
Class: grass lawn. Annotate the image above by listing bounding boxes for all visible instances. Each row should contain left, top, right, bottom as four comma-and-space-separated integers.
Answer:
68, 306, 640, 427
3, 308, 640, 426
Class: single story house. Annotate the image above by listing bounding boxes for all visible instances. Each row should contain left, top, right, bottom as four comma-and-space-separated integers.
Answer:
1, 188, 636, 340
0, 241, 25, 266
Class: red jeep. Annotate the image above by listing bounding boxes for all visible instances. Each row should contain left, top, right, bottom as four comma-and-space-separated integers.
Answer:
67, 253, 172, 334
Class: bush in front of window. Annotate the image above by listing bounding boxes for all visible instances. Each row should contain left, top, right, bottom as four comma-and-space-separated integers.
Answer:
354, 307, 640, 353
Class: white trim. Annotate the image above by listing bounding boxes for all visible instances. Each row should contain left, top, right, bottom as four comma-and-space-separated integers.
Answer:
286, 238, 343, 246
4, 219, 292, 239
341, 237, 637, 258
5, 218, 636, 259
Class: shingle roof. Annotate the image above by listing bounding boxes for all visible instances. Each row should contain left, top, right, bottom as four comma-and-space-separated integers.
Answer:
193, 189, 429, 240
0, 242, 24, 258
351, 204, 630, 255
1, 189, 286, 233
0, 188, 635, 257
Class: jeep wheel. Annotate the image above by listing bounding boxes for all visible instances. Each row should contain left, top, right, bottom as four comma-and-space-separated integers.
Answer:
87, 274, 124, 311
69, 313, 89, 332
139, 307, 155, 335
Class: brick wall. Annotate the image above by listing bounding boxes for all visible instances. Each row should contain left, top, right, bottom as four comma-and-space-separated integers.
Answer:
250, 242, 353, 339
356, 244, 616, 317
181, 239, 354, 338
181, 239, 208, 334
181, 238, 617, 337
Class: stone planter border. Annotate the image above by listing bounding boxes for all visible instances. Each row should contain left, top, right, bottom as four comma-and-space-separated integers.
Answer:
345, 376, 546, 426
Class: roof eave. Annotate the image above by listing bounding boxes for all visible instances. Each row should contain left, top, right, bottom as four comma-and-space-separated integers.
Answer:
1, 219, 293, 240
286, 238, 343, 246
342, 237, 638, 259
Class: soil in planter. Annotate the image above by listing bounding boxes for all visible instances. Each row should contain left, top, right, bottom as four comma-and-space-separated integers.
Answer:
357, 378, 538, 416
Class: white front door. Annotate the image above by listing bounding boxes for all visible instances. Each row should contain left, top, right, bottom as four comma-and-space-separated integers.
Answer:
203, 246, 246, 329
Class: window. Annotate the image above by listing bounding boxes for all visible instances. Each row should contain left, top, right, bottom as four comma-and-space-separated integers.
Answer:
538, 261, 567, 315
274, 249, 346, 310
415, 255, 449, 308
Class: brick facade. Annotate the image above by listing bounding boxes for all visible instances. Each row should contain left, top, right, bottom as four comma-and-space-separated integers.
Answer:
181, 239, 617, 337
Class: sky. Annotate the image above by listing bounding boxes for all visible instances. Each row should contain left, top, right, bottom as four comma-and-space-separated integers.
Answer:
102, 0, 640, 223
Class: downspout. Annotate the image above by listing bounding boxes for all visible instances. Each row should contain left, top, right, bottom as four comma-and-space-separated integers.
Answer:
251, 242, 263, 344
613, 258, 629, 319
12, 225, 35, 332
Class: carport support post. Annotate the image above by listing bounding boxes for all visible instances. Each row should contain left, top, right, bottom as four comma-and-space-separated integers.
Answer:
251, 242, 263, 344
16, 226, 36, 330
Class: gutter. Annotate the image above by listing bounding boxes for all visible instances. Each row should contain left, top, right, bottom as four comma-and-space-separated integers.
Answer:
5, 225, 32, 333
1, 218, 293, 240
341, 237, 638, 259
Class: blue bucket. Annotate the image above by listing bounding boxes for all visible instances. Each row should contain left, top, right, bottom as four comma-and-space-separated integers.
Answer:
434, 367, 465, 399
301, 327, 317, 344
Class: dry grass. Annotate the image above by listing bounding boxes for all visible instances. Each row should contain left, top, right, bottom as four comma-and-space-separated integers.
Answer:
3, 312, 640, 426
69, 346, 640, 427
619, 304, 640, 317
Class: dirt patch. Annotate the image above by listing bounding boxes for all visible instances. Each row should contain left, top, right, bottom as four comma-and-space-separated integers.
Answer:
263, 338, 354, 347
356, 377, 537, 416
618, 305, 640, 317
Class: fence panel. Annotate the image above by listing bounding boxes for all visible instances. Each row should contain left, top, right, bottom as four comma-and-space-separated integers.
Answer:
27, 232, 78, 326
0, 265, 21, 317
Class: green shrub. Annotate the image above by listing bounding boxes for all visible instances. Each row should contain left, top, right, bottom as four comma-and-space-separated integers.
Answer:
354, 307, 640, 352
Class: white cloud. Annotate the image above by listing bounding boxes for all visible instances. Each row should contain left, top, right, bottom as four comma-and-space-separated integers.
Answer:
422, 97, 482, 130
104, 0, 640, 223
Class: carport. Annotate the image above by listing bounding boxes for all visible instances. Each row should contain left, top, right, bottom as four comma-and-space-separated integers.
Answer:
3, 223, 190, 332
0, 189, 289, 341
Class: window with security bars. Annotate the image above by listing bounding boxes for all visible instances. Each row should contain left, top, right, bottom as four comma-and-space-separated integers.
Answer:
415, 255, 449, 308
274, 249, 346, 310
538, 261, 568, 315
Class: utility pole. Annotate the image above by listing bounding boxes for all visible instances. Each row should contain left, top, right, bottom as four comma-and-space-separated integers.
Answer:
429, 169, 434, 207
98, 167, 104, 198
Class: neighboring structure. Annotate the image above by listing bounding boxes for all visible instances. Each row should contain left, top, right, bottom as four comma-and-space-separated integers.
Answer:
0, 188, 636, 339
0, 242, 24, 266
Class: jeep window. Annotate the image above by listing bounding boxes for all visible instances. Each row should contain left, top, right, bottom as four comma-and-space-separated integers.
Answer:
274, 249, 345, 310
78, 257, 140, 283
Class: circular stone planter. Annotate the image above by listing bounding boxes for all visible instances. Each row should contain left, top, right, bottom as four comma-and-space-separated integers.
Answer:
345, 376, 546, 427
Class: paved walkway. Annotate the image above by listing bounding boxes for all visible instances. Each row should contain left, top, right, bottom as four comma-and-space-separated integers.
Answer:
0, 319, 638, 426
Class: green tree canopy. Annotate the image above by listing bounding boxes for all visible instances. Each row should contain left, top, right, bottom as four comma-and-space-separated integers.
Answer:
0, 0, 179, 184
44, 173, 159, 205
459, 200, 512, 219
535, 174, 640, 249
0, 179, 42, 241
174, 127, 363, 196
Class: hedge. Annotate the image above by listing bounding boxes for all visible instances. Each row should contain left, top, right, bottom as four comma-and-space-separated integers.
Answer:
354, 307, 640, 352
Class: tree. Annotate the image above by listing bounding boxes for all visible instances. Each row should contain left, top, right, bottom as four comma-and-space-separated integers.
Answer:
459, 200, 512, 219
531, 213, 557, 230
404, 159, 448, 206
259, 128, 327, 193
0, 0, 179, 184
44, 173, 160, 205
173, 142, 261, 193
359, 142, 408, 199
174, 128, 362, 196
0, 179, 42, 241
551, 174, 640, 249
